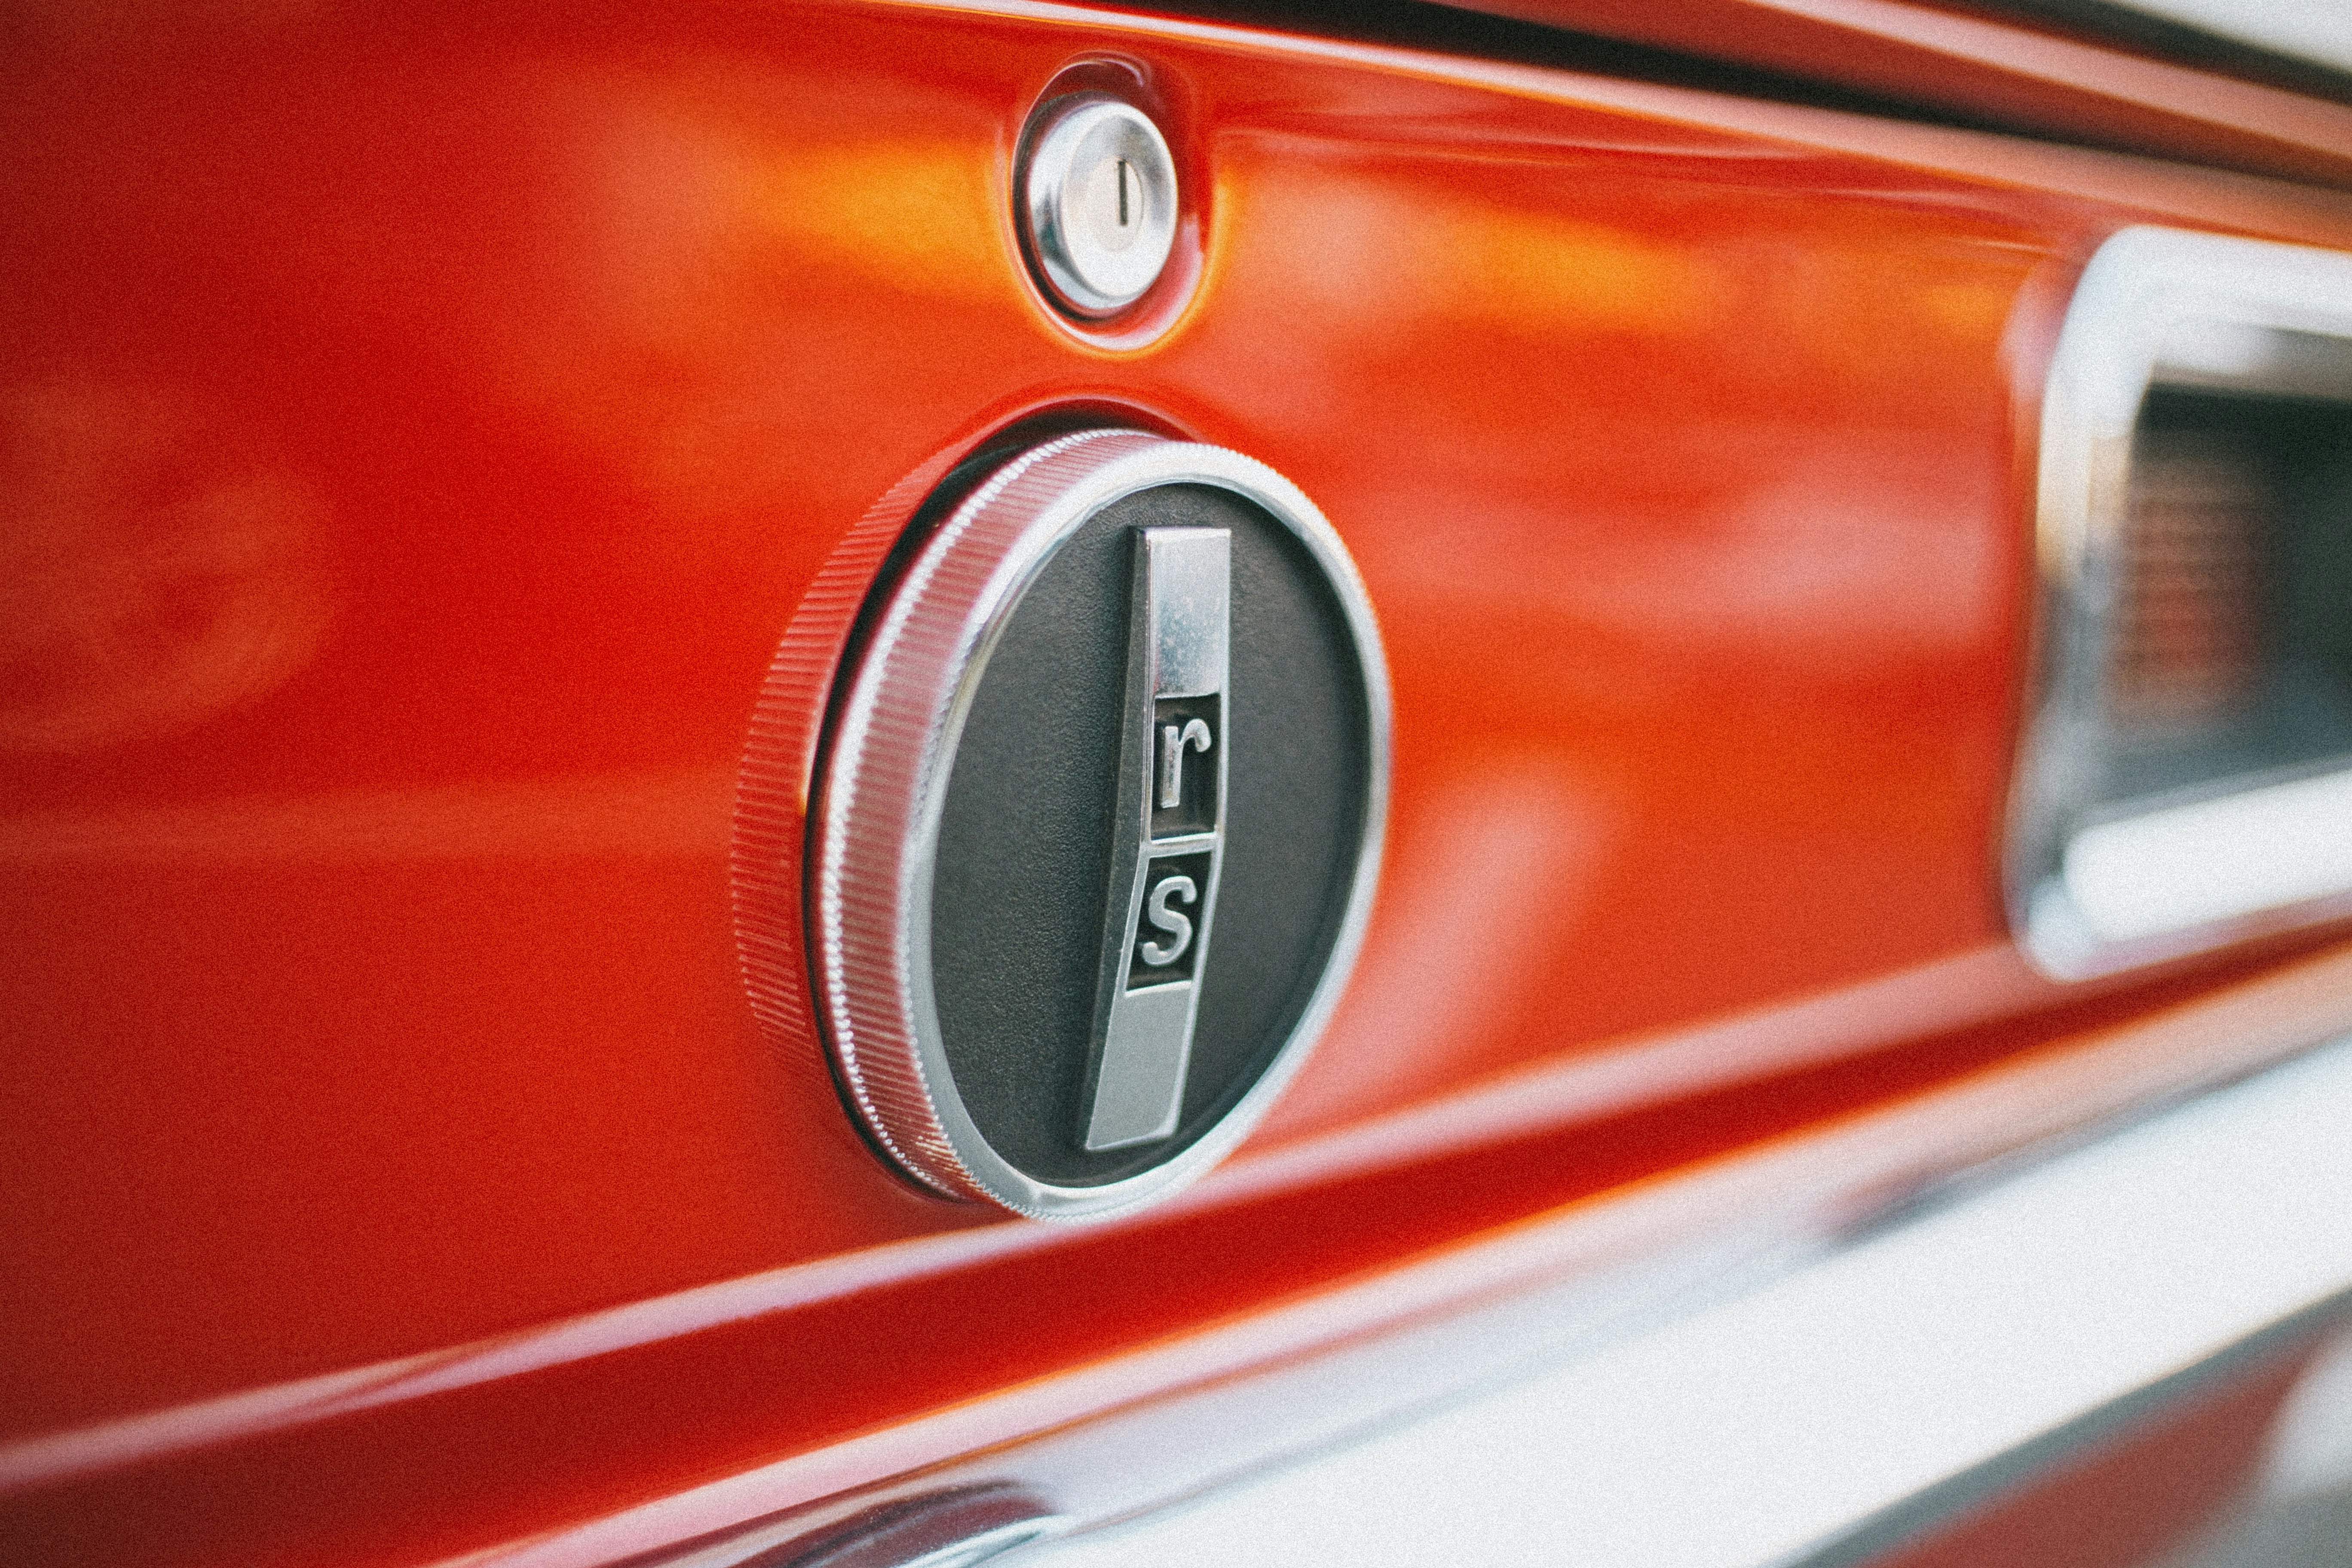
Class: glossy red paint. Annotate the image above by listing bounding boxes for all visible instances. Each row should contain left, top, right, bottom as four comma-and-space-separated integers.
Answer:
6, 2, 2352, 1564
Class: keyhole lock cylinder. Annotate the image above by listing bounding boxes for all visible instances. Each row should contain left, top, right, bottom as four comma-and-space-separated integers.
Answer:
1020, 98, 1179, 317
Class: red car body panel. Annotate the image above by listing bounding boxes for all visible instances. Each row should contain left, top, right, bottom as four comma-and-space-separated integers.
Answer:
5, 2, 2351, 1564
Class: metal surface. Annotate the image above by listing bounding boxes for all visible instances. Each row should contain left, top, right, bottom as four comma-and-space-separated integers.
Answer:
610, 1485, 1069, 1568
1084, 527, 1230, 1152
1026, 1034, 2352, 1568
1019, 98, 1179, 318
2015, 224, 2352, 978
764, 1485, 1066, 1568
808, 432, 1388, 1218
2061, 768, 2352, 944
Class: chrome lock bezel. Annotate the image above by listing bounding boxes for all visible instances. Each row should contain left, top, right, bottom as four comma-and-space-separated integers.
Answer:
1018, 96, 1180, 318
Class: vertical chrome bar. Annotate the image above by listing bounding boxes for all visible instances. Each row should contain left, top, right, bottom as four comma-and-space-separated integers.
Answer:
1083, 527, 1230, 1152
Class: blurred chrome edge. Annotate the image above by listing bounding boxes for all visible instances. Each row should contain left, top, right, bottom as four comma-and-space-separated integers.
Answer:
811, 430, 1392, 1220
2012, 224, 2352, 980
573, 1006, 2352, 1568
1015, 1030, 2352, 1568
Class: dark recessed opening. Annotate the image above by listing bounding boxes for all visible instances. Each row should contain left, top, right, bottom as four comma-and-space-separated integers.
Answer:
2106, 380, 2352, 808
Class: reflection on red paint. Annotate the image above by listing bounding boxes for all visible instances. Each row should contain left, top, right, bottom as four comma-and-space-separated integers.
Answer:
0, 377, 333, 754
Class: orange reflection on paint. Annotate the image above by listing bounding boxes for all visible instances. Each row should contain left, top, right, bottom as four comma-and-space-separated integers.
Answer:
749, 140, 1014, 307
1415, 205, 1726, 336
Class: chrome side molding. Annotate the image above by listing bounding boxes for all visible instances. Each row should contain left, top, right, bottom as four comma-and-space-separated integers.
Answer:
2015, 225, 2352, 978
1026, 1032, 2352, 1568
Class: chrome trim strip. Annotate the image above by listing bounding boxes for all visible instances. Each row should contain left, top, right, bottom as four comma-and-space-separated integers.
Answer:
2061, 765, 2352, 944
2015, 224, 2352, 979
1028, 1033, 2352, 1568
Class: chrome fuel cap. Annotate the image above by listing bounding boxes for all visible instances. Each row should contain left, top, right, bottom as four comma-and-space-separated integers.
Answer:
784, 431, 1390, 1220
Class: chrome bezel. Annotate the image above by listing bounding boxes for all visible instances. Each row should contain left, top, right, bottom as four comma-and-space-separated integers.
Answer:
2013, 225, 2352, 979
811, 431, 1391, 1219
1019, 96, 1179, 318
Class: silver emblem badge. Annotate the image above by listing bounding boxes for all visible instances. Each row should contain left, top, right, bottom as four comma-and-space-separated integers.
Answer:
1087, 526, 1228, 1151
766, 431, 1388, 1219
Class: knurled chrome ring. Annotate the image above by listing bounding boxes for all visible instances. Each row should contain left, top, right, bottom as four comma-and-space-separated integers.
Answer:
808, 429, 1390, 1219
